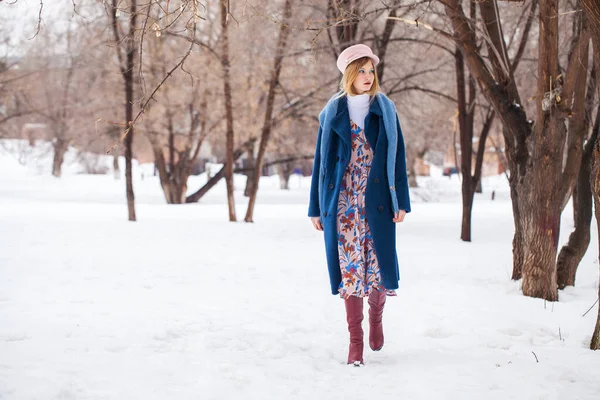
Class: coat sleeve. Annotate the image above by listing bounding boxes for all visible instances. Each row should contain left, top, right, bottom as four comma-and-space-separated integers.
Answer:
394, 114, 411, 213
308, 126, 323, 217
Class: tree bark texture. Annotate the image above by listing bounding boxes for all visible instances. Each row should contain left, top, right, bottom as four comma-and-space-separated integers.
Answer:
572, 61, 598, 224
519, 0, 563, 301
556, 48, 598, 289
590, 136, 600, 350
556, 107, 598, 288
52, 137, 69, 178
243, 140, 257, 197
124, 0, 137, 222
580, 0, 600, 350
456, 44, 474, 242
244, 0, 294, 222
520, 0, 590, 299
153, 145, 188, 204
221, 0, 237, 221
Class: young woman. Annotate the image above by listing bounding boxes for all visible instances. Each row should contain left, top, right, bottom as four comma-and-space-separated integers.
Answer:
308, 44, 411, 366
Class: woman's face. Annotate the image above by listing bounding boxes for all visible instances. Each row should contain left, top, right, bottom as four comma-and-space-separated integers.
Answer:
352, 60, 375, 94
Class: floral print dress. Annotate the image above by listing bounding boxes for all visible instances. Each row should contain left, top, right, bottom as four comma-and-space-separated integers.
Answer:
337, 120, 397, 299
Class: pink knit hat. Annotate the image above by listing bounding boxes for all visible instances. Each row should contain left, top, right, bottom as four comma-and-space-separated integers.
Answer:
336, 44, 380, 74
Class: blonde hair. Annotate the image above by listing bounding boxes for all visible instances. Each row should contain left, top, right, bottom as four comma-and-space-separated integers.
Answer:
339, 57, 381, 97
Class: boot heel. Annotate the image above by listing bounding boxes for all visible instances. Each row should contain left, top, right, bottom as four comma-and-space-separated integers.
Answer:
344, 296, 364, 365
368, 290, 386, 351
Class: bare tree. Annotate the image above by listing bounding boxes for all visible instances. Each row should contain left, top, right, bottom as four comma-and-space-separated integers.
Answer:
453, 0, 536, 242
441, 0, 590, 300
453, 6, 496, 241
244, 0, 294, 222
139, 13, 218, 205
29, 26, 79, 178
109, 0, 138, 221
148, 94, 211, 204
219, 0, 237, 221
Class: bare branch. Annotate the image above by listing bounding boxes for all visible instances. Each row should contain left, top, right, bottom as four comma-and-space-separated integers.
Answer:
510, 0, 538, 74
110, 0, 126, 76
28, 0, 43, 40
386, 16, 454, 41
387, 85, 458, 103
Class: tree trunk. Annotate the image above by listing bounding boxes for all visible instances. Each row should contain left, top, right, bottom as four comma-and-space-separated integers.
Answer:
590, 128, 600, 350
511, 206, 525, 280
277, 161, 293, 190
460, 189, 474, 242
556, 113, 598, 288
520, 208, 560, 301
580, 0, 600, 350
405, 146, 418, 188
124, 116, 136, 220
456, 40, 475, 242
519, 0, 589, 301
244, 0, 293, 222
113, 153, 120, 180
408, 169, 418, 188
52, 137, 69, 178
572, 183, 579, 224
456, 2, 493, 242
124, 0, 137, 222
244, 140, 257, 197
221, 1, 236, 222
375, 7, 398, 82
152, 145, 189, 204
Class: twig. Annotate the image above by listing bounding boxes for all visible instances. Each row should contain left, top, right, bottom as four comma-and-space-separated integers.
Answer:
582, 297, 599, 317
386, 16, 454, 41
531, 351, 539, 363
28, 0, 44, 40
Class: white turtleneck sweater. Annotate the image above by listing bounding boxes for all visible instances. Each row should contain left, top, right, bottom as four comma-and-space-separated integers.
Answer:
346, 93, 370, 130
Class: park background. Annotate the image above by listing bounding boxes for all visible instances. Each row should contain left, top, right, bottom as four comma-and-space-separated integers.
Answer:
1, 0, 600, 399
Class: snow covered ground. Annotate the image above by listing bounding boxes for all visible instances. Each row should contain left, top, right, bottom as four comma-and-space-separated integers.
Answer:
1, 142, 599, 399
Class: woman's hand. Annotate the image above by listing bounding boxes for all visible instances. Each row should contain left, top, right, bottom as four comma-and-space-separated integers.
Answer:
311, 216, 323, 231
393, 210, 406, 223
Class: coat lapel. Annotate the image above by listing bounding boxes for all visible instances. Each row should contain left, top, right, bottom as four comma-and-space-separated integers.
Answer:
330, 96, 351, 148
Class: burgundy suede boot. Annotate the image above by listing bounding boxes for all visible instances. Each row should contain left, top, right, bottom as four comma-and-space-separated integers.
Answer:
368, 290, 386, 351
344, 296, 364, 366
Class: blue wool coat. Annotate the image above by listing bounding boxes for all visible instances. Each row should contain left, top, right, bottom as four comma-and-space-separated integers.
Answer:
308, 95, 411, 295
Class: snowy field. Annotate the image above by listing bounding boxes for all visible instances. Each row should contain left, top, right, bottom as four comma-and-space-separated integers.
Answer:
1, 141, 599, 399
